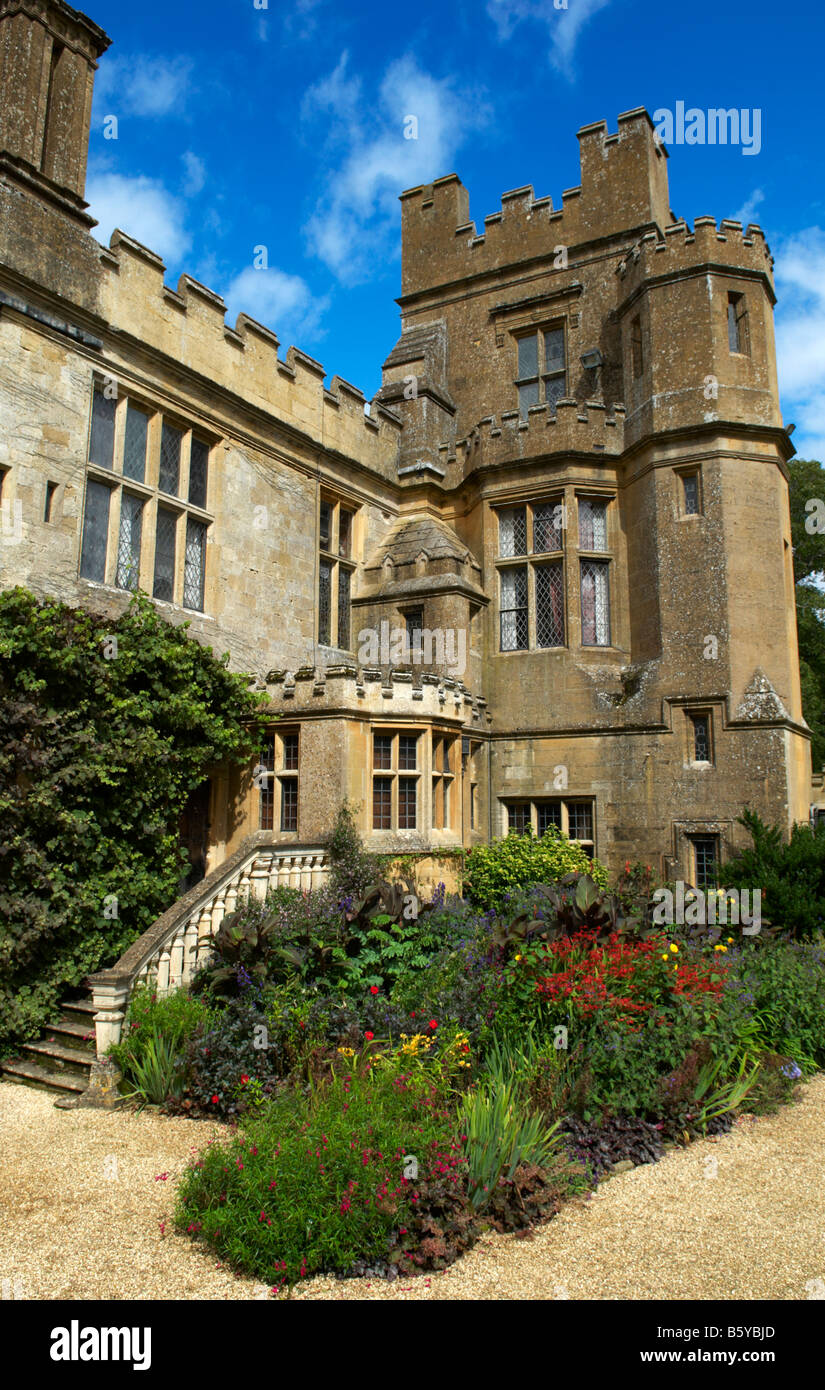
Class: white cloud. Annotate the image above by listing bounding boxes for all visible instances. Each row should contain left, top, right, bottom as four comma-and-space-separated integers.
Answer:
301, 50, 362, 128
774, 227, 825, 460
181, 151, 206, 198
732, 188, 765, 227
303, 54, 488, 283
86, 171, 191, 264
93, 54, 194, 119
486, 0, 612, 75
284, 0, 325, 40
223, 265, 330, 346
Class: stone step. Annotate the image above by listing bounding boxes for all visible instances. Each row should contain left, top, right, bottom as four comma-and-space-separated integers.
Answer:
1, 1060, 86, 1094
21, 1040, 95, 1072
46, 1018, 96, 1046
62, 998, 97, 1017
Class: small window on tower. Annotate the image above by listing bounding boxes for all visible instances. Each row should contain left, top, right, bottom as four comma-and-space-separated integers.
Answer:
727, 293, 750, 355
682, 473, 701, 516
690, 712, 712, 764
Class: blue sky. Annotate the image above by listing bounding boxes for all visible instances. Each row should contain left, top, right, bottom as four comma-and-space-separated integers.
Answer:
85, 0, 825, 458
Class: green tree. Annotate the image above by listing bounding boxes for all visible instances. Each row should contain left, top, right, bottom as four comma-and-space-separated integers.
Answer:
788, 458, 825, 768
0, 588, 265, 1052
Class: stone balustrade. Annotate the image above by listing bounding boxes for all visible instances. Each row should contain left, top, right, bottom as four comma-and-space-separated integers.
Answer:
85, 834, 329, 1057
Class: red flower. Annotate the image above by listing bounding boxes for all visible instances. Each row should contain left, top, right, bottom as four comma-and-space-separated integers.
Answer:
370, 985, 379, 995
365, 1031, 374, 1041
240, 1074, 249, 1085
428, 1019, 438, 1030
211, 1095, 219, 1104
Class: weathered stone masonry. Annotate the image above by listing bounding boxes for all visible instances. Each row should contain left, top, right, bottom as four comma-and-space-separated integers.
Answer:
0, 0, 810, 887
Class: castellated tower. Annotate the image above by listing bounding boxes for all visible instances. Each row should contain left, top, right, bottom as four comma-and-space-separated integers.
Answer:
0, 0, 810, 879
380, 109, 809, 878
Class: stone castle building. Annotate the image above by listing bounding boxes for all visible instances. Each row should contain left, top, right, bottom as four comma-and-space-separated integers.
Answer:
0, 0, 811, 891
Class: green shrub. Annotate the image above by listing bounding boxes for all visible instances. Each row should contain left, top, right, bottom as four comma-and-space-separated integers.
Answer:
0, 587, 263, 1055
110, 984, 214, 1101
464, 826, 608, 911
730, 937, 825, 1068
175, 1057, 458, 1287
722, 808, 825, 937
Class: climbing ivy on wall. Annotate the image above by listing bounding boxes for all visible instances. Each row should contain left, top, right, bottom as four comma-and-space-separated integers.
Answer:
0, 587, 265, 1054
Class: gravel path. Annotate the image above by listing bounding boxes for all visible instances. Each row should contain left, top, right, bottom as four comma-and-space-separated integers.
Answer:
2, 1076, 824, 1301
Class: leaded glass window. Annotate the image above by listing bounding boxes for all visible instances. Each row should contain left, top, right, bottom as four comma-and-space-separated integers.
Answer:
498, 505, 527, 557
533, 500, 563, 553
399, 734, 418, 770
79, 479, 111, 581
116, 493, 143, 591
692, 714, 711, 762
580, 559, 610, 646
188, 438, 209, 509
123, 404, 148, 483
500, 566, 528, 651
318, 559, 331, 645
578, 498, 608, 551
89, 389, 115, 469
516, 328, 566, 418
683, 474, 700, 515
183, 517, 206, 611
337, 564, 351, 650
153, 506, 177, 602
535, 562, 565, 647
159, 422, 182, 496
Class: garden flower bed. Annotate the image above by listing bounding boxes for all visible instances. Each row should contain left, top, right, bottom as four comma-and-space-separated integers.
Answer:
108, 808, 825, 1291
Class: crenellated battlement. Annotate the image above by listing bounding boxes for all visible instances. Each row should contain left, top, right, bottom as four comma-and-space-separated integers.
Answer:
444, 399, 626, 476
400, 109, 672, 300
265, 663, 490, 725
616, 215, 775, 297
98, 230, 402, 470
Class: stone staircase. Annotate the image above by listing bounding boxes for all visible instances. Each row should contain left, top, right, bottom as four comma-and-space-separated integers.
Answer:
1, 998, 97, 1099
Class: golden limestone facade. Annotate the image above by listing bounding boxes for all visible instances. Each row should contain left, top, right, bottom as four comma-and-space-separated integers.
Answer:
0, 0, 811, 888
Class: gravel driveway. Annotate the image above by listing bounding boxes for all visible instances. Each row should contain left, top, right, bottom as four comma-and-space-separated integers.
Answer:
2, 1076, 824, 1301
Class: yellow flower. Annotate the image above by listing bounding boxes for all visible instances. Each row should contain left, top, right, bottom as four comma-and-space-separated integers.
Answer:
514, 953, 522, 962
337, 1047, 354, 1057
714, 944, 727, 952
727, 937, 734, 944
669, 943, 679, 954
661, 954, 669, 961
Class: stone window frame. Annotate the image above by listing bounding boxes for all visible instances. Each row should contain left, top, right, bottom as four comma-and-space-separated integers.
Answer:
431, 731, 457, 831
576, 492, 614, 649
371, 728, 422, 832
79, 377, 215, 613
675, 466, 703, 520
501, 796, 597, 857
727, 291, 751, 356
671, 819, 733, 889
258, 727, 300, 835
513, 320, 567, 419
686, 708, 714, 767
318, 490, 358, 650
494, 495, 568, 653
